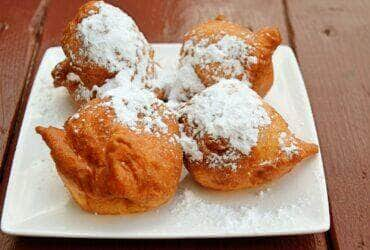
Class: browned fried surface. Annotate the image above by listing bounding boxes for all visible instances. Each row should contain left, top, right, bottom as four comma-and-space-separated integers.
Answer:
36, 98, 183, 214
183, 102, 318, 191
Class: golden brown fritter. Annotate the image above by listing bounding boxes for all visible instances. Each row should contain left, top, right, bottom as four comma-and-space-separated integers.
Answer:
180, 15, 281, 97
36, 97, 183, 214
55, 1, 114, 90
179, 79, 318, 191
52, 1, 157, 105
182, 103, 318, 191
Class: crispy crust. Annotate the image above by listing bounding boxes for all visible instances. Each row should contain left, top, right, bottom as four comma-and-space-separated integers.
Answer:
181, 16, 282, 97
182, 103, 318, 191
36, 98, 183, 214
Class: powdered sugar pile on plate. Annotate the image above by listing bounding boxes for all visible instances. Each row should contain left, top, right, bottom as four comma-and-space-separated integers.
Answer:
168, 186, 311, 232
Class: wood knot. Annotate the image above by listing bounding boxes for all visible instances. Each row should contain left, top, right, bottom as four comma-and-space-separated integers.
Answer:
322, 26, 337, 37
361, 170, 367, 180
0, 22, 9, 33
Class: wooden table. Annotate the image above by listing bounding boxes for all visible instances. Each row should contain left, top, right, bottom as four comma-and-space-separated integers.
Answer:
0, 0, 369, 249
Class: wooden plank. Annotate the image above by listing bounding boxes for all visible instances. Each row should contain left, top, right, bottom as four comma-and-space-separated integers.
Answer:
0, 0, 328, 249
0, 233, 327, 250
0, 0, 45, 174
37, 0, 289, 47
0, 0, 49, 248
285, 0, 370, 249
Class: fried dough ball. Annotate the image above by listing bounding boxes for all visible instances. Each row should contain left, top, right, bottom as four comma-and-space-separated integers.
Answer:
52, 1, 159, 105
178, 79, 318, 191
36, 86, 182, 214
168, 16, 281, 102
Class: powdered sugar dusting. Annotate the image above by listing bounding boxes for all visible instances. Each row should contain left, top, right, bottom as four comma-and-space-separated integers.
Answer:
66, 72, 81, 82
207, 149, 240, 171
179, 79, 270, 157
178, 125, 203, 161
166, 34, 257, 102
166, 63, 206, 102
279, 132, 299, 158
76, 1, 154, 82
98, 83, 170, 135
75, 83, 94, 101
71, 66, 156, 103
182, 35, 257, 81
169, 187, 310, 232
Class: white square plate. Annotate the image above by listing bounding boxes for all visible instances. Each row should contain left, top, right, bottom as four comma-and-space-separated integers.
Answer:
1, 44, 329, 238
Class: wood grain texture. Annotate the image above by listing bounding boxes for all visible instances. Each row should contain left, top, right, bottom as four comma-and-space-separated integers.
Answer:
0, 234, 327, 250
0, 0, 49, 248
37, 0, 290, 46
0, 0, 340, 249
285, 0, 370, 249
0, 0, 46, 174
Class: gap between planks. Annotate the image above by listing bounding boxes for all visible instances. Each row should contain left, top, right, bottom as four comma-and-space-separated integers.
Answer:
282, 0, 297, 57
